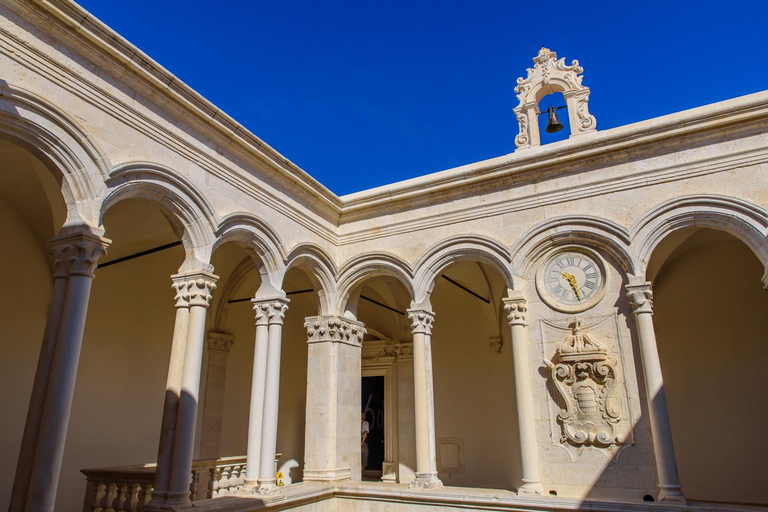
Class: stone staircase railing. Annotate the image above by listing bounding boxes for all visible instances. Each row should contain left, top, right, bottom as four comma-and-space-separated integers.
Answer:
81, 455, 248, 512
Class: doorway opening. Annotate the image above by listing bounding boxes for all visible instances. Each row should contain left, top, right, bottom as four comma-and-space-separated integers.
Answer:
361, 376, 384, 481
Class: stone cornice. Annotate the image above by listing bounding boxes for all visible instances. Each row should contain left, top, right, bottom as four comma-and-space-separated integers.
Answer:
5, 0, 768, 247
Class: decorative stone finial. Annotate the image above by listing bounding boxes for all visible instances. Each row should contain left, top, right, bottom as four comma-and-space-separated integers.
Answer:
514, 47, 597, 150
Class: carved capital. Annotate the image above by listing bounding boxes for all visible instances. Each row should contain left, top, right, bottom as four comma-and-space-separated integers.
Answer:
626, 283, 653, 315
503, 297, 528, 326
50, 232, 110, 278
304, 316, 366, 347
171, 271, 218, 308
207, 332, 234, 353
252, 298, 289, 325
407, 309, 435, 335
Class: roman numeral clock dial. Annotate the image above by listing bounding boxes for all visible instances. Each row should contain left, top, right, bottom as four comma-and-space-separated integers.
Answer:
535, 248, 608, 313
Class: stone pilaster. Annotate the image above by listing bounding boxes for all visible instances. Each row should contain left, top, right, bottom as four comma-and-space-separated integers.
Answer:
503, 294, 543, 496
199, 332, 235, 459
626, 282, 685, 503
303, 316, 366, 482
407, 309, 442, 489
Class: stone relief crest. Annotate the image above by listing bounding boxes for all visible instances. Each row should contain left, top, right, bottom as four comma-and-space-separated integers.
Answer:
540, 315, 635, 460
545, 318, 623, 447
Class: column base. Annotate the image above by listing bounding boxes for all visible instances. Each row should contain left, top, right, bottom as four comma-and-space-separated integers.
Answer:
517, 479, 544, 496
160, 491, 195, 511
658, 484, 686, 504
256, 478, 286, 499
237, 479, 259, 494
303, 467, 351, 481
144, 491, 167, 510
408, 472, 443, 489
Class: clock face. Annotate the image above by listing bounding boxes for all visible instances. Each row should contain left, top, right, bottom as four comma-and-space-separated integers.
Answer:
536, 249, 607, 313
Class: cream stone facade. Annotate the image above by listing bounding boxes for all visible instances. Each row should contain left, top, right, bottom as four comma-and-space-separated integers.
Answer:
2, 1, 768, 512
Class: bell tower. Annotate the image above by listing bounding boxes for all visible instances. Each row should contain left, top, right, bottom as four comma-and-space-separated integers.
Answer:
514, 47, 597, 150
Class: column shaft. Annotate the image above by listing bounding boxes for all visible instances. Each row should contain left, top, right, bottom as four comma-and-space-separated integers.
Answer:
25, 233, 109, 512
244, 308, 270, 486
627, 283, 685, 503
165, 272, 217, 509
147, 301, 190, 508
407, 309, 442, 489
10, 269, 68, 512
504, 296, 543, 495
257, 300, 289, 494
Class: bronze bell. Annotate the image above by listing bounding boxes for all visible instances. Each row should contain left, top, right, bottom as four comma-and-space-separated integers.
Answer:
545, 106, 564, 133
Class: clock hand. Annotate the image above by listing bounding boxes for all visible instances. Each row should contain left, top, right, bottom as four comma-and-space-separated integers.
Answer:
560, 272, 582, 300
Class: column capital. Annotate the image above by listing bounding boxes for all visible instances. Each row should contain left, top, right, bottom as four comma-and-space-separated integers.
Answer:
304, 315, 366, 347
407, 309, 435, 335
50, 232, 110, 278
207, 332, 234, 353
171, 271, 218, 308
503, 295, 528, 326
626, 282, 654, 315
252, 298, 290, 326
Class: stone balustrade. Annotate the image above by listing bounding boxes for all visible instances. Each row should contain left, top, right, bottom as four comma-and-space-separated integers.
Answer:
80, 456, 250, 512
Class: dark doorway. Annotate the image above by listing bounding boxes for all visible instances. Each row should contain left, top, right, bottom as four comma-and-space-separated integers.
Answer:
361, 376, 384, 480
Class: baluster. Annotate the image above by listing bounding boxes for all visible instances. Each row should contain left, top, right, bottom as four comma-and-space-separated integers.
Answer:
211, 467, 222, 498
90, 481, 107, 512
102, 482, 117, 512
207, 468, 216, 500
219, 466, 231, 496
234, 464, 245, 491
123, 482, 140, 511
113, 482, 127, 512
136, 484, 150, 512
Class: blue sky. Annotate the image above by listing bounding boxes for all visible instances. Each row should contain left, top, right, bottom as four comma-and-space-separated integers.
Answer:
76, 1, 768, 196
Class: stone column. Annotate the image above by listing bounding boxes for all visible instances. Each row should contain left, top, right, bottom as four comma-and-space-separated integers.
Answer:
626, 283, 686, 504
165, 271, 218, 510
503, 295, 543, 496
10, 237, 75, 512
199, 332, 235, 459
242, 301, 271, 490
146, 276, 194, 509
25, 231, 110, 512
406, 309, 442, 489
257, 299, 290, 495
303, 316, 366, 482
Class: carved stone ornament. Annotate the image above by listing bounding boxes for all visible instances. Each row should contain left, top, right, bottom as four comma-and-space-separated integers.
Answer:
626, 283, 654, 315
514, 47, 597, 150
50, 232, 110, 279
253, 298, 290, 326
407, 309, 435, 335
545, 318, 623, 447
207, 332, 235, 353
172, 271, 218, 308
304, 316, 366, 347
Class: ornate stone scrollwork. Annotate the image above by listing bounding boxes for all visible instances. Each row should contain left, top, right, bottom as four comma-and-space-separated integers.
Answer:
304, 316, 366, 347
514, 47, 597, 150
172, 271, 218, 308
407, 309, 435, 335
626, 283, 654, 314
545, 318, 623, 447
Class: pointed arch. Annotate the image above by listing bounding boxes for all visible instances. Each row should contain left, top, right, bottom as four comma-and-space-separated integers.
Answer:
335, 252, 414, 316
511, 216, 634, 284
413, 235, 513, 307
631, 195, 768, 282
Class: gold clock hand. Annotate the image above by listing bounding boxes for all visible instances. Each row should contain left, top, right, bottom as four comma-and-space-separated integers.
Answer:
560, 272, 582, 300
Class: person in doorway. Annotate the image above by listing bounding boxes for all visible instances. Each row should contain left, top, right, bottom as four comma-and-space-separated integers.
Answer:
361, 412, 370, 477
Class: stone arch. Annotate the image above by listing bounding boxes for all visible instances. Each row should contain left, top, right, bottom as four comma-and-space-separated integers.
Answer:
413, 235, 513, 308
213, 212, 287, 296
511, 216, 635, 284
284, 243, 337, 317
335, 252, 414, 317
102, 161, 217, 271
630, 195, 768, 283
0, 84, 110, 226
